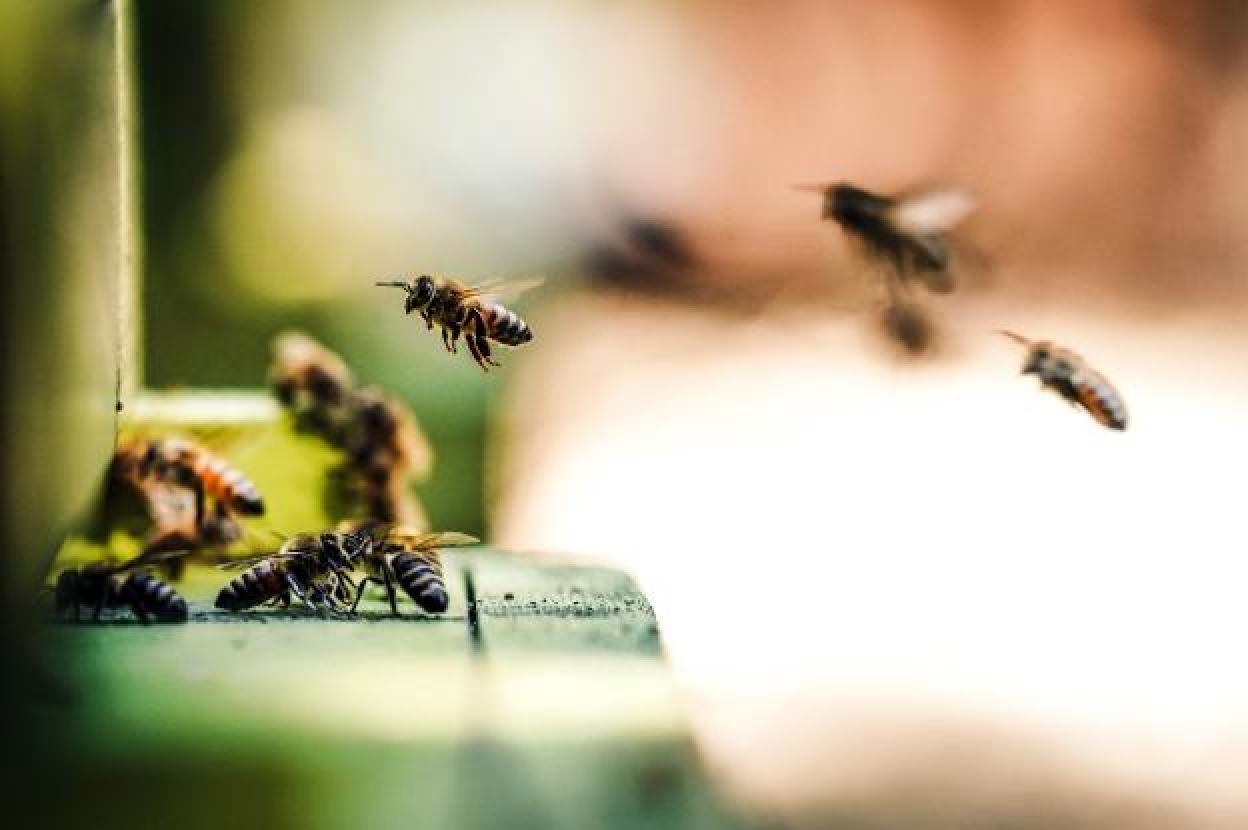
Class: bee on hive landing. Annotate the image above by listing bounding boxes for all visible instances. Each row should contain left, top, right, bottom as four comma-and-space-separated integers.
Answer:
213, 529, 373, 614
375, 276, 541, 371
118, 437, 265, 528
269, 331, 356, 440
999, 331, 1128, 430
53, 555, 190, 623
345, 523, 478, 616
342, 388, 433, 526
795, 182, 975, 294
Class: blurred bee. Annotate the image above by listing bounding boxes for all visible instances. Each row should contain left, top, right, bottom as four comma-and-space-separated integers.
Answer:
345, 523, 477, 616
342, 388, 433, 526
375, 276, 540, 371
214, 529, 373, 614
795, 183, 975, 294
117, 437, 265, 529
1000, 331, 1128, 430
269, 330, 355, 440
53, 555, 189, 623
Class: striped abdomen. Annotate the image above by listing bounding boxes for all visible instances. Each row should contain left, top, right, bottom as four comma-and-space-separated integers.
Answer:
215, 560, 287, 611
178, 444, 265, 516
1032, 346, 1128, 431
391, 551, 449, 613
121, 572, 188, 622
479, 303, 533, 346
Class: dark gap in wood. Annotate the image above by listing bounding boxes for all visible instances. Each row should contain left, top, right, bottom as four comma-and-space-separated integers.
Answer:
462, 566, 483, 653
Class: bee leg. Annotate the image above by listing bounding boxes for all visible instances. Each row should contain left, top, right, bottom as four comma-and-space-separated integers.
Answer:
381, 561, 401, 617
422, 311, 433, 331
441, 326, 453, 353
348, 577, 379, 613
476, 332, 501, 368
284, 574, 313, 610
131, 602, 150, 625
448, 324, 462, 354
465, 333, 489, 372
92, 597, 106, 622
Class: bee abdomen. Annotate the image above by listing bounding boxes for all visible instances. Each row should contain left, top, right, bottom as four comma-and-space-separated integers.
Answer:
392, 552, 449, 613
123, 572, 188, 622
482, 304, 533, 346
196, 455, 265, 516
215, 561, 281, 611
1075, 375, 1128, 430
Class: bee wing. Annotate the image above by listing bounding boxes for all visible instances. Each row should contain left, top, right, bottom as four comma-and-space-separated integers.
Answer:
890, 189, 976, 236
216, 551, 291, 570
396, 531, 480, 550
461, 277, 545, 301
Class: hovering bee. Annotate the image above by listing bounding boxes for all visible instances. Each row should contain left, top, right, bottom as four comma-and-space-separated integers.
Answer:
53, 556, 189, 623
345, 523, 477, 616
375, 276, 540, 371
999, 331, 1128, 430
214, 529, 373, 614
795, 183, 975, 294
270, 331, 355, 440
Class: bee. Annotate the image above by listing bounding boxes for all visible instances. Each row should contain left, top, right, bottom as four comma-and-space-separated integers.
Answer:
795, 183, 975, 294
999, 331, 1128, 430
375, 276, 540, 371
118, 437, 265, 527
53, 557, 189, 623
214, 529, 373, 614
345, 523, 478, 616
342, 388, 433, 525
269, 330, 355, 440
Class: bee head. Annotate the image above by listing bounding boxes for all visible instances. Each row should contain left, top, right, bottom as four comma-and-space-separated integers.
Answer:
827, 183, 886, 222
405, 275, 436, 314
1022, 345, 1049, 375
318, 534, 353, 570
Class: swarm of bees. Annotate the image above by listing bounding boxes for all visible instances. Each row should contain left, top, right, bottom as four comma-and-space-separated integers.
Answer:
48, 172, 1134, 623
375, 275, 539, 371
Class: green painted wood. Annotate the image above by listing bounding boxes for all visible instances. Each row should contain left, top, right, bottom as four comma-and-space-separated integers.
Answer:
37, 551, 751, 830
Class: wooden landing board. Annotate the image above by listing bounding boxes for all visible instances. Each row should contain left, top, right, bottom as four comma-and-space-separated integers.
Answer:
35, 550, 751, 830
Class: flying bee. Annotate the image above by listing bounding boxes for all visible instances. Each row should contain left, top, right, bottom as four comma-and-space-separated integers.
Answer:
795, 182, 975, 294
52, 554, 190, 623
999, 331, 1128, 430
214, 529, 373, 614
270, 330, 355, 440
375, 275, 541, 371
342, 387, 433, 525
344, 523, 478, 616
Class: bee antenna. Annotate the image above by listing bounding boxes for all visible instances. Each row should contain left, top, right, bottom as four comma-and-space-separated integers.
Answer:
375, 281, 411, 292
997, 329, 1030, 346
791, 183, 831, 193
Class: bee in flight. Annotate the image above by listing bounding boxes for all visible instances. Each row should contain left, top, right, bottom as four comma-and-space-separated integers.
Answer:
795, 182, 975, 294
375, 275, 540, 371
52, 554, 190, 623
214, 529, 373, 614
345, 522, 478, 616
999, 331, 1128, 430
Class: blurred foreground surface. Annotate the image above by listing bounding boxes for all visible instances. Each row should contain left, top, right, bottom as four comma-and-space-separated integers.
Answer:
496, 295, 1248, 830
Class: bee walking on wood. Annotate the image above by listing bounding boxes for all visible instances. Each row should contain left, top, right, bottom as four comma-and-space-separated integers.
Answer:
795, 182, 975, 294
345, 523, 478, 616
52, 556, 189, 623
375, 275, 540, 371
999, 331, 1128, 430
214, 529, 372, 614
